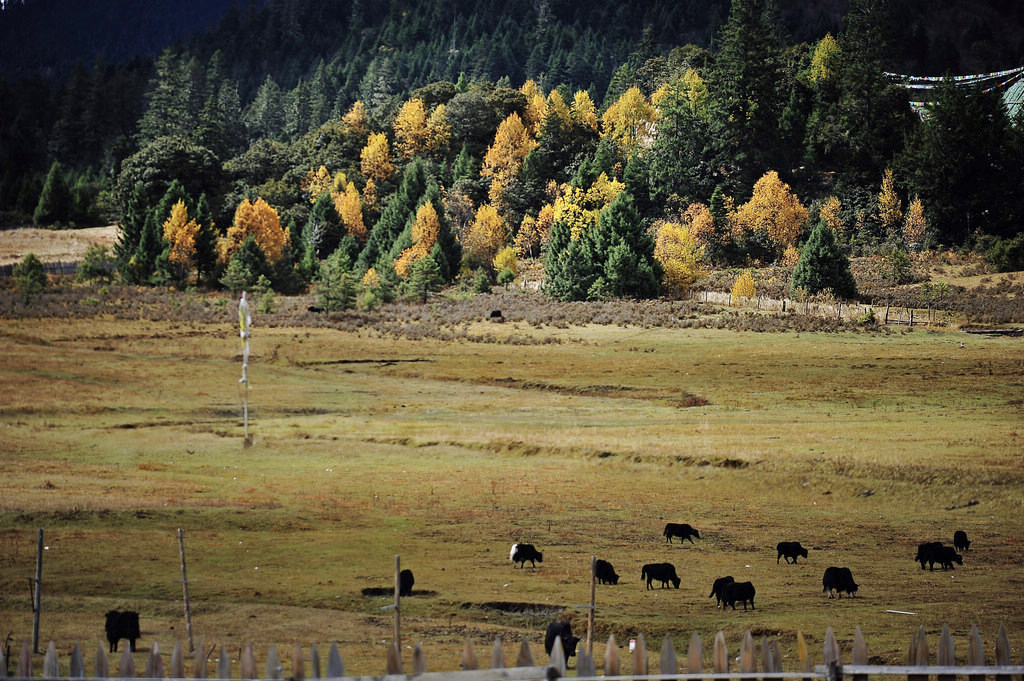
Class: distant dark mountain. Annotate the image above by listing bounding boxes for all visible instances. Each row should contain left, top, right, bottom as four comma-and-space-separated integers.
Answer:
0, 0, 264, 82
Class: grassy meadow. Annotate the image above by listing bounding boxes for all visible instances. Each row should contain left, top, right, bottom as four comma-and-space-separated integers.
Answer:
1, 311, 1023, 675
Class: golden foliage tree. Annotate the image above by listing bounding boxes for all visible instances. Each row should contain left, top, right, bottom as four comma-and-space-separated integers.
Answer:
654, 219, 707, 298
394, 98, 430, 159
733, 171, 808, 257
583, 172, 625, 210
221, 197, 287, 264
809, 33, 840, 83
521, 79, 547, 137
481, 112, 537, 207
514, 214, 543, 259
820, 195, 843, 235
361, 132, 395, 182
342, 101, 369, 133
571, 90, 599, 131
731, 270, 756, 300
683, 202, 716, 247
362, 178, 379, 212
877, 168, 903, 241
903, 195, 928, 247
546, 90, 571, 129
679, 69, 710, 119
464, 203, 507, 266
162, 200, 199, 271
394, 201, 441, 278
601, 86, 657, 159
333, 181, 367, 243
493, 245, 518, 275
426, 104, 451, 158
301, 166, 333, 203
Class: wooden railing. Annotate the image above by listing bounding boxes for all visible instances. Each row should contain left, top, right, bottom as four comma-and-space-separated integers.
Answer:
4, 624, 1024, 681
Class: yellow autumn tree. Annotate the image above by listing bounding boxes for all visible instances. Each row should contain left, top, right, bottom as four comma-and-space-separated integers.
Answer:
481, 112, 537, 208
301, 166, 333, 203
601, 86, 657, 159
820, 195, 843, 235
654, 219, 707, 298
546, 90, 571, 130
362, 178, 379, 212
903, 195, 928, 247
878, 168, 902, 241
683, 202, 716, 248
394, 201, 441, 278
425, 104, 451, 158
570, 90, 598, 131
463, 203, 507, 266
220, 197, 287, 264
493, 245, 518, 276
583, 172, 625, 210
393, 98, 430, 159
809, 33, 840, 83
342, 101, 369, 134
514, 214, 543, 259
520, 80, 546, 137
733, 171, 808, 257
361, 132, 394, 182
162, 200, 200, 271
333, 181, 367, 243
731, 270, 756, 301
551, 184, 595, 241
679, 69, 710, 119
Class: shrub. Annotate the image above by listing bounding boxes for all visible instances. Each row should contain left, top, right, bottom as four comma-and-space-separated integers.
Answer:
14, 253, 47, 303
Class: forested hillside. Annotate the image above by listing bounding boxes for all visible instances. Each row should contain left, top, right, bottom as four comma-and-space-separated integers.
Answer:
1, 0, 1022, 306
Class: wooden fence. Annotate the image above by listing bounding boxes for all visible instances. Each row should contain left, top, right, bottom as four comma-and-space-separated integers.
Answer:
0, 260, 80, 278
4, 624, 1024, 681
691, 290, 943, 327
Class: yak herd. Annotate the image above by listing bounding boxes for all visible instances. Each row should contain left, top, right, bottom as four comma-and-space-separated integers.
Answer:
99, 526, 974, 654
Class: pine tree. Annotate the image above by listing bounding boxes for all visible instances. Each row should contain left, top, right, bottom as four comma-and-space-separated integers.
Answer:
33, 162, 72, 226
193, 193, 219, 287
403, 252, 444, 303
584, 191, 660, 299
357, 158, 427, 271
790, 220, 857, 299
115, 181, 149, 283
13, 253, 47, 304
318, 246, 358, 311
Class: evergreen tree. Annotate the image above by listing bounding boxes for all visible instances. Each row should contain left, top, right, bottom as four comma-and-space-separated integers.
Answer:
583, 190, 661, 299
357, 158, 428, 271
13, 253, 47, 304
138, 49, 193, 145
193, 193, 219, 286
33, 161, 72, 226
318, 245, 358, 311
115, 181, 148, 283
648, 76, 718, 210
402, 251, 444, 303
790, 220, 857, 299
134, 212, 163, 284
220, 236, 271, 293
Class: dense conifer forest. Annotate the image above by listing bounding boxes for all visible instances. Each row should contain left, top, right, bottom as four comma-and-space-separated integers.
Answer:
1, 0, 1022, 305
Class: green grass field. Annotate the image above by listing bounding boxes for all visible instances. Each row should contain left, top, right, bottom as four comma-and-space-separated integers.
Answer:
1, 315, 1022, 675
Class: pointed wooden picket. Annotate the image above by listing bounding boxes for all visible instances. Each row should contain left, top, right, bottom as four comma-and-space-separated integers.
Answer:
462, 638, 479, 671
515, 639, 534, 668
604, 634, 620, 676
712, 631, 728, 674
968, 624, 985, 666
326, 642, 344, 678
739, 631, 756, 674
413, 643, 426, 674
823, 627, 840, 667
118, 647, 135, 679
576, 647, 596, 678
69, 642, 84, 679
548, 636, 566, 676
908, 626, 928, 681
170, 641, 184, 679
385, 641, 402, 675
216, 645, 230, 680
797, 630, 811, 681
687, 631, 702, 675
265, 644, 282, 680
18, 641, 32, 678
852, 627, 867, 681
659, 634, 677, 675
241, 643, 257, 680
310, 643, 321, 680
292, 642, 304, 681
95, 642, 109, 679
491, 637, 505, 669
43, 640, 59, 679
0, 644, 6, 679
995, 625, 1011, 681
195, 642, 208, 680
760, 636, 776, 675
632, 633, 648, 676
937, 625, 955, 681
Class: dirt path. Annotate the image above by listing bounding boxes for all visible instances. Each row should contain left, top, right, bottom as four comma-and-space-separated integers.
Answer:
0, 225, 118, 266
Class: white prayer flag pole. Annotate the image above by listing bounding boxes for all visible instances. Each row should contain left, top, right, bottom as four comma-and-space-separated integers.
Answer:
239, 291, 252, 445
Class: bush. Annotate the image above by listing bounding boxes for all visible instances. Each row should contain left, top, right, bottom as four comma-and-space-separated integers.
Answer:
76, 245, 115, 283
983, 234, 1024, 273
13, 253, 47, 303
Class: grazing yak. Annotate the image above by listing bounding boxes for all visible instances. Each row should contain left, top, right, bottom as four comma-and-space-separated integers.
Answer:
104, 610, 140, 653
953, 530, 971, 552
822, 567, 858, 598
721, 581, 756, 610
510, 543, 543, 568
708, 576, 735, 608
544, 620, 580, 659
663, 523, 701, 544
595, 559, 619, 585
915, 542, 961, 571
399, 569, 415, 597
641, 562, 680, 590
776, 541, 809, 564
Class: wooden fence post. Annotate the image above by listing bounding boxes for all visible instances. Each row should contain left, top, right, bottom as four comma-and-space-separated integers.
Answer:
659, 634, 677, 675
292, 642, 304, 681
852, 627, 867, 681
326, 642, 344, 678
18, 641, 31, 678
632, 633, 648, 676
515, 639, 534, 668
310, 643, 320, 679
265, 644, 282, 680
937, 625, 955, 681
823, 627, 840, 667
797, 631, 811, 681
178, 528, 195, 654
414, 642, 426, 675
491, 637, 505, 669
43, 640, 58, 679
32, 528, 43, 654
739, 631, 756, 675
587, 555, 596, 657
604, 634, 620, 676
69, 642, 84, 679
548, 636, 565, 676
713, 631, 728, 675
909, 626, 929, 681
687, 631, 702, 676
170, 641, 185, 679
216, 644, 231, 680
462, 638, 479, 671
118, 647, 134, 679
995, 625, 1011, 681
94, 642, 108, 679
241, 643, 256, 680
